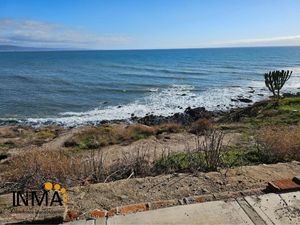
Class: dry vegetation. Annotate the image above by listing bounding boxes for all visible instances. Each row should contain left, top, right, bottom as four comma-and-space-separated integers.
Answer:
257, 124, 300, 162
0, 126, 62, 149
64, 123, 182, 150
1, 96, 300, 194
1, 128, 227, 191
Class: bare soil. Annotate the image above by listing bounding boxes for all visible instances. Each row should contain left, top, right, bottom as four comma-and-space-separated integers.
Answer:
67, 161, 300, 213
1, 161, 299, 223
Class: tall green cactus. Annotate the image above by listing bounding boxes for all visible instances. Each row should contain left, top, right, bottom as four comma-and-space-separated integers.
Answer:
264, 70, 292, 98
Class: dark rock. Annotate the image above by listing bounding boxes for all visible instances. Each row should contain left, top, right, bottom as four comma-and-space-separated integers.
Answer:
100, 120, 109, 124
237, 98, 253, 103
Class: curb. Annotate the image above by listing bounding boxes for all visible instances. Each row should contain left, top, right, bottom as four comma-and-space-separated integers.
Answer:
64, 188, 263, 222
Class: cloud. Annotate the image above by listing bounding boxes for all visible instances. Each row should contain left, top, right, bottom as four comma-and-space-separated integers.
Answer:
0, 18, 132, 49
208, 35, 300, 48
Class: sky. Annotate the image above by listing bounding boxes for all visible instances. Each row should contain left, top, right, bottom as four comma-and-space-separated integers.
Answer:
0, 0, 300, 49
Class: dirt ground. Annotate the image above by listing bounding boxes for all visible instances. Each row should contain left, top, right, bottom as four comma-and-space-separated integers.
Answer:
1, 125, 299, 223
1, 161, 299, 224
67, 161, 300, 213
0, 125, 241, 167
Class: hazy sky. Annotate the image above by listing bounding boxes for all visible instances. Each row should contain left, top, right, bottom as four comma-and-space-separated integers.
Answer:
0, 0, 300, 49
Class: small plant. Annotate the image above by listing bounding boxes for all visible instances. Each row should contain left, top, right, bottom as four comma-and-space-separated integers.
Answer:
199, 129, 226, 171
264, 70, 292, 99
189, 118, 212, 134
154, 151, 204, 173
256, 125, 300, 163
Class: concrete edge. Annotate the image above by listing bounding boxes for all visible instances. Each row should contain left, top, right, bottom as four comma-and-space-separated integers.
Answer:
64, 188, 264, 222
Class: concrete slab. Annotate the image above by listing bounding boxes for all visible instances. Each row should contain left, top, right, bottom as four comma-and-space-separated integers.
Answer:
64, 218, 104, 225
107, 200, 254, 225
245, 192, 300, 225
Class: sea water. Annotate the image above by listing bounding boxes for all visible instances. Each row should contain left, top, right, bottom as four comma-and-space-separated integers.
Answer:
0, 47, 300, 126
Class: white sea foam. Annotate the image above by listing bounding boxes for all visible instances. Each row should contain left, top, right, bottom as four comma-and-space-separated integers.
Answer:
25, 84, 265, 126
23, 66, 300, 127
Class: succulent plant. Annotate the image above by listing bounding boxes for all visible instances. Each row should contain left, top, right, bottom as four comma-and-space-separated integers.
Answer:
264, 70, 292, 98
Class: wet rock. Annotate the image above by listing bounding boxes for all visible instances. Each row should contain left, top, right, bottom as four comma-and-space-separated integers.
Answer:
237, 98, 253, 103
138, 106, 216, 125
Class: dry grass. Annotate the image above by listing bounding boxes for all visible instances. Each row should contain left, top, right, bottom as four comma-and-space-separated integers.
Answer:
257, 124, 300, 162
1, 150, 85, 190
154, 123, 183, 134
189, 118, 212, 134
65, 123, 182, 150
0, 126, 62, 148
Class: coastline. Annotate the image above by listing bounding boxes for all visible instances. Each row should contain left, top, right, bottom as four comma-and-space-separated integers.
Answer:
1, 92, 300, 223
2, 89, 299, 128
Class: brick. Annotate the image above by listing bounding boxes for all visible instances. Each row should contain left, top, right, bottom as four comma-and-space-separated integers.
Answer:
64, 210, 82, 222
268, 179, 300, 192
194, 196, 205, 203
149, 199, 178, 210
118, 203, 149, 215
90, 209, 107, 218
107, 208, 117, 217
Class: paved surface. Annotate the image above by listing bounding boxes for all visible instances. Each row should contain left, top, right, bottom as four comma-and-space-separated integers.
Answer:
64, 191, 300, 225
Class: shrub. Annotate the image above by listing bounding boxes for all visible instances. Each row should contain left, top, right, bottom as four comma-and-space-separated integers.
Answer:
154, 128, 227, 173
199, 129, 226, 171
256, 125, 300, 162
105, 148, 153, 182
123, 124, 155, 141
65, 124, 157, 150
1, 150, 85, 190
155, 123, 182, 134
154, 151, 204, 174
189, 118, 212, 134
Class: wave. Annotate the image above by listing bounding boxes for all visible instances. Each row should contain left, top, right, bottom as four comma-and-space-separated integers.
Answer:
107, 63, 208, 76
5, 73, 300, 127
22, 84, 271, 127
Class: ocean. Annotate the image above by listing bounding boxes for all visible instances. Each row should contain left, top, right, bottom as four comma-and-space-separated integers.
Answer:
1, 47, 300, 126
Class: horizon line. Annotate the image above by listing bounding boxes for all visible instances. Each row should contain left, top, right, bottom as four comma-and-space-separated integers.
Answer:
1, 44, 300, 53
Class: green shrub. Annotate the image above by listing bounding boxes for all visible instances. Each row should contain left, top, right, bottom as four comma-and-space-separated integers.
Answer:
154, 152, 206, 174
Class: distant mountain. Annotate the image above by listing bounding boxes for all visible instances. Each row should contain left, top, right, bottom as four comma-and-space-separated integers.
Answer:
0, 45, 74, 52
